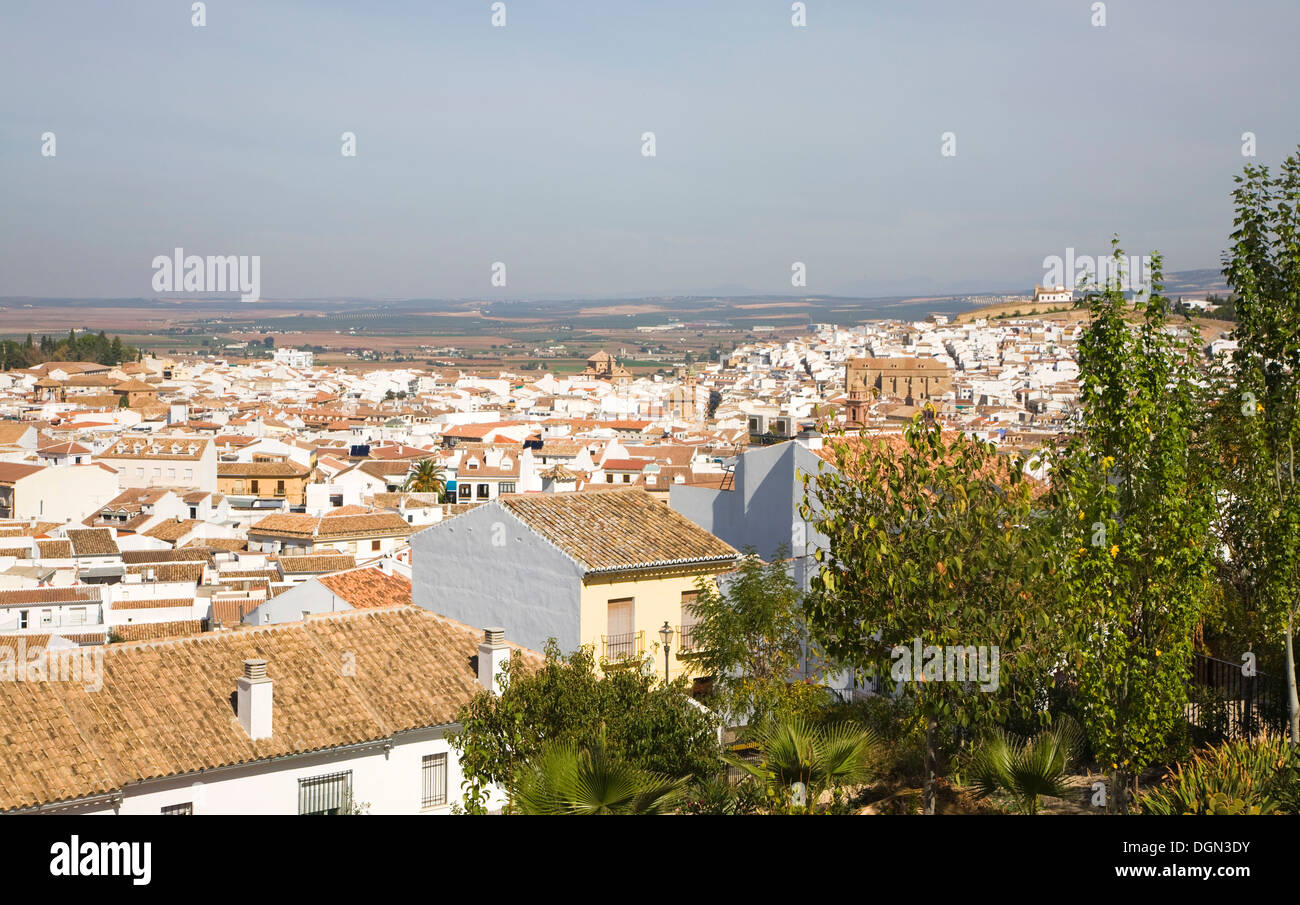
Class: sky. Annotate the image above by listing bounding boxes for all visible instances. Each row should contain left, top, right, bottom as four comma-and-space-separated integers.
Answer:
2, 0, 1298, 301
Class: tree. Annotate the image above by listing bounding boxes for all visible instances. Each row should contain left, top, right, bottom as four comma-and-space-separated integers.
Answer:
687, 547, 813, 729
448, 642, 720, 813
725, 717, 879, 814
509, 736, 688, 815
401, 459, 446, 497
1047, 242, 1216, 810
1216, 145, 1300, 743
801, 414, 1056, 814
707, 390, 722, 420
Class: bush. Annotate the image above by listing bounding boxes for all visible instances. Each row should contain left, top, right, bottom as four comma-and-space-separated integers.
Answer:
1138, 737, 1300, 815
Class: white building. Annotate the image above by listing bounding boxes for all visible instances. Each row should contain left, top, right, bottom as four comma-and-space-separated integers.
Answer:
0, 606, 537, 814
272, 347, 315, 369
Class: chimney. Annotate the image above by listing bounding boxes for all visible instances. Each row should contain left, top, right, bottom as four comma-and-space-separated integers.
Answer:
236, 658, 273, 740
478, 628, 509, 695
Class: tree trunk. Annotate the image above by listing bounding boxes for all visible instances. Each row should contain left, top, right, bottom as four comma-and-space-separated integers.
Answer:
1286, 612, 1299, 745
923, 715, 938, 815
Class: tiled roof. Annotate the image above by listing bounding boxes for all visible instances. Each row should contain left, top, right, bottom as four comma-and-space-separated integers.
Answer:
99, 436, 211, 460
111, 598, 197, 610
125, 562, 205, 583
64, 528, 121, 558
497, 488, 738, 574
277, 554, 357, 574
0, 586, 103, 608
143, 520, 203, 542
0, 607, 538, 812
36, 540, 73, 558
316, 568, 412, 609
110, 620, 204, 642
0, 463, 43, 484
217, 461, 309, 477
121, 549, 212, 565
250, 511, 414, 540
0, 632, 106, 652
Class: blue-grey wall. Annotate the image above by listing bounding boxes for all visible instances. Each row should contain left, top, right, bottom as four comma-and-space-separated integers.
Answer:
671, 441, 831, 589
410, 504, 585, 655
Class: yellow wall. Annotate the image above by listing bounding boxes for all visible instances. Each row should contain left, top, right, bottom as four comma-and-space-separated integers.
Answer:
578, 567, 723, 682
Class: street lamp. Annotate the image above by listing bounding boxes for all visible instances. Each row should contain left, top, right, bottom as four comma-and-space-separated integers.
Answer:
659, 621, 673, 681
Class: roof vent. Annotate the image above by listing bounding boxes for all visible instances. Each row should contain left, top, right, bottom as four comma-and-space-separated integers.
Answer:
243, 658, 268, 680
483, 627, 506, 645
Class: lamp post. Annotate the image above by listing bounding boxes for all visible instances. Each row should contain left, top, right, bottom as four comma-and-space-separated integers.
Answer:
659, 621, 673, 682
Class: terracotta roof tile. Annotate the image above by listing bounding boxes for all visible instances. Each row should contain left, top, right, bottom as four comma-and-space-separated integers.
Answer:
497, 488, 738, 574
63, 529, 121, 558
316, 568, 412, 609
0, 607, 538, 811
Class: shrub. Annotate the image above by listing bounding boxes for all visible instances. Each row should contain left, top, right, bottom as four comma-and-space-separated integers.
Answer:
1138, 737, 1299, 815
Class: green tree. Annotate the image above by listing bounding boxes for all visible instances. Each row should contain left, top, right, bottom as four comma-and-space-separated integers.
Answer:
1047, 242, 1216, 810
448, 642, 720, 813
401, 459, 446, 496
687, 547, 813, 729
801, 414, 1056, 814
1216, 145, 1300, 742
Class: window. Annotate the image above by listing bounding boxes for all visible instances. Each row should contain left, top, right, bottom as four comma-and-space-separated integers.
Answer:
68, 607, 87, 626
184, 469, 193, 480
41, 611, 53, 627
499, 482, 515, 494
276, 480, 286, 497
161, 802, 193, 815
189, 507, 197, 519
679, 591, 701, 651
422, 753, 448, 808
18, 611, 27, 629
298, 770, 353, 815
604, 598, 637, 659
622, 474, 631, 483
371, 540, 381, 551
168, 468, 176, 479
605, 474, 613, 483
459, 484, 471, 500
251, 480, 260, 494
476, 484, 489, 499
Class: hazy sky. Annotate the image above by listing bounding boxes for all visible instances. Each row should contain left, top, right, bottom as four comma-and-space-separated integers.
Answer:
2, 0, 1297, 300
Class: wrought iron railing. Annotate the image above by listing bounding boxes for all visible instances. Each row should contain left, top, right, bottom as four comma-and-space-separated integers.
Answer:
1188, 652, 1287, 740
602, 630, 644, 662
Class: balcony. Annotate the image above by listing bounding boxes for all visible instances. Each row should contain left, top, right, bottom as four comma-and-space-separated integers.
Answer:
677, 624, 703, 656
601, 630, 644, 664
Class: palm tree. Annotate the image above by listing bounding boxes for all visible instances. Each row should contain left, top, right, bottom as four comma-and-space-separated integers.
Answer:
509, 739, 688, 815
726, 718, 880, 813
402, 458, 446, 497
963, 716, 1083, 815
